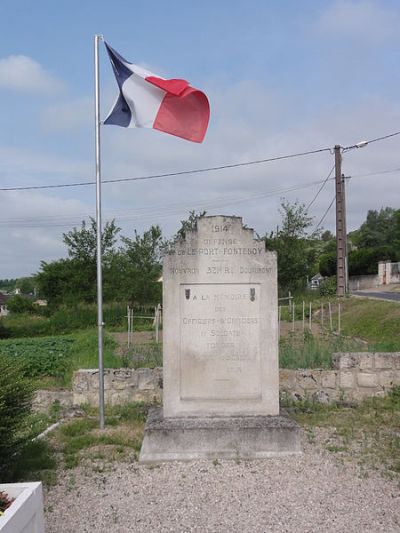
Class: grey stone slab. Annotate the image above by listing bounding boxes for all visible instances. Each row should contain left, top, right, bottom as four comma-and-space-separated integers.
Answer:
139, 407, 301, 463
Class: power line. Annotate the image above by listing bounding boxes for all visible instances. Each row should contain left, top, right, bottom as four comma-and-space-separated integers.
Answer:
342, 130, 400, 151
1, 128, 400, 193
306, 164, 335, 211
0, 177, 334, 229
1, 162, 397, 229
351, 167, 400, 178
0, 146, 332, 192
312, 195, 336, 235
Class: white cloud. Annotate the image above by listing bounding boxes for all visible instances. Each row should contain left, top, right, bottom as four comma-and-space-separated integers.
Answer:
318, 1, 399, 42
0, 191, 92, 277
0, 146, 90, 184
40, 97, 92, 131
0, 55, 65, 94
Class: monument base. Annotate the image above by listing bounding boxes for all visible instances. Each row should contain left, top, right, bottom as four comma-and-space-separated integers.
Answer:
139, 407, 302, 463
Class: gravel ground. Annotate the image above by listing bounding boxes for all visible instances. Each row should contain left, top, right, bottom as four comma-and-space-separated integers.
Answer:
44, 434, 400, 533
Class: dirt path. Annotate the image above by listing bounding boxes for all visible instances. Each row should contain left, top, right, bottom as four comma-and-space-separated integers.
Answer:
110, 331, 163, 355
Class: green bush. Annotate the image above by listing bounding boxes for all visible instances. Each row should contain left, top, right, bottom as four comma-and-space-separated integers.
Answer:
0, 319, 11, 339
0, 354, 34, 481
319, 276, 336, 296
6, 295, 35, 314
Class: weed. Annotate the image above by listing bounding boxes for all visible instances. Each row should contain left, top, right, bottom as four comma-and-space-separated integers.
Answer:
55, 403, 147, 469
293, 387, 400, 476
279, 331, 366, 369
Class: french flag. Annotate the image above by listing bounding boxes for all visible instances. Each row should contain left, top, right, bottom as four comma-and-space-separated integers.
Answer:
104, 43, 210, 143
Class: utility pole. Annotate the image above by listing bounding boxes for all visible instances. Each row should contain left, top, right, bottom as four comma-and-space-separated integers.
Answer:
334, 145, 347, 296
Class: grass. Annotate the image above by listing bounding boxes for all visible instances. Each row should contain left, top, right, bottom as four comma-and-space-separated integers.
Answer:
289, 386, 400, 476
7, 403, 149, 484
51, 403, 148, 470
279, 330, 367, 369
122, 341, 163, 369
338, 298, 400, 349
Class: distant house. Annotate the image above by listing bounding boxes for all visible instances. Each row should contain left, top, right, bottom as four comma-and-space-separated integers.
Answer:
0, 292, 9, 317
34, 299, 48, 307
308, 273, 323, 290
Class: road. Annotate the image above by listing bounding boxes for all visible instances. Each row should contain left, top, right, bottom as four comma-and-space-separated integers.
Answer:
352, 290, 400, 302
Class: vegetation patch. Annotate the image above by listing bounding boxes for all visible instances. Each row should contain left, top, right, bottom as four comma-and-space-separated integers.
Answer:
0, 330, 121, 388
279, 331, 367, 369
290, 386, 400, 477
51, 403, 148, 470
122, 341, 163, 369
340, 298, 400, 348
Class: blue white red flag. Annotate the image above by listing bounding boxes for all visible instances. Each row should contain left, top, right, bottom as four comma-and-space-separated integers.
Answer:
104, 43, 210, 143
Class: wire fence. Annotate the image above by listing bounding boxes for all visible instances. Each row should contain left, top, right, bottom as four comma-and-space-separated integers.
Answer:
278, 299, 343, 337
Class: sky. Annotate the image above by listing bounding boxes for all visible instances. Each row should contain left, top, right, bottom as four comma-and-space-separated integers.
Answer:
1, 0, 400, 278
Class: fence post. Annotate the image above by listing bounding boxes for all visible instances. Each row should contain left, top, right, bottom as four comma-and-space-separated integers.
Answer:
302, 301, 305, 332
292, 302, 295, 332
155, 304, 162, 344
328, 302, 333, 331
309, 302, 312, 332
130, 307, 134, 349
321, 303, 324, 329
338, 303, 341, 334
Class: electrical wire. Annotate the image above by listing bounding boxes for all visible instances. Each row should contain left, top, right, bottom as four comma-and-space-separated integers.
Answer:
1, 128, 399, 193
0, 146, 333, 192
342, 130, 400, 151
305, 164, 335, 212
2, 161, 398, 229
0, 177, 334, 229
351, 167, 400, 178
311, 195, 336, 235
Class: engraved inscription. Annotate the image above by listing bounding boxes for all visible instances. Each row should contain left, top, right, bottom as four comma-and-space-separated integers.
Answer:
180, 283, 261, 400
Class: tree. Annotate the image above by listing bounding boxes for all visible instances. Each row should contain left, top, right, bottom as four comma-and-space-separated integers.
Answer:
321, 230, 334, 242
120, 225, 164, 304
63, 217, 120, 263
6, 295, 35, 314
36, 219, 121, 305
349, 246, 398, 276
175, 210, 207, 240
265, 200, 315, 292
16, 277, 35, 295
350, 207, 398, 249
319, 251, 336, 277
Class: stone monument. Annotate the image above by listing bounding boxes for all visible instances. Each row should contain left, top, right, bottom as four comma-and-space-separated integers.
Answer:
139, 215, 301, 462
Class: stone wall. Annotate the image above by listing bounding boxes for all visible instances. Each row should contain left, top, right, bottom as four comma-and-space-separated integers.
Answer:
280, 352, 400, 403
72, 368, 163, 406
33, 353, 400, 411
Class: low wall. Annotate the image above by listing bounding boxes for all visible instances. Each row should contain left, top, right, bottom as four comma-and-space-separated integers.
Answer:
33, 353, 400, 411
280, 352, 400, 403
72, 367, 163, 406
348, 274, 378, 291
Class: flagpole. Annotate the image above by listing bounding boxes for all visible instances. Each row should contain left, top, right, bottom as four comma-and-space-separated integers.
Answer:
94, 34, 105, 430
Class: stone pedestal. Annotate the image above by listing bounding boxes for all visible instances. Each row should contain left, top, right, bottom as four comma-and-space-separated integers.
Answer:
139, 216, 301, 462
140, 408, 301, 462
